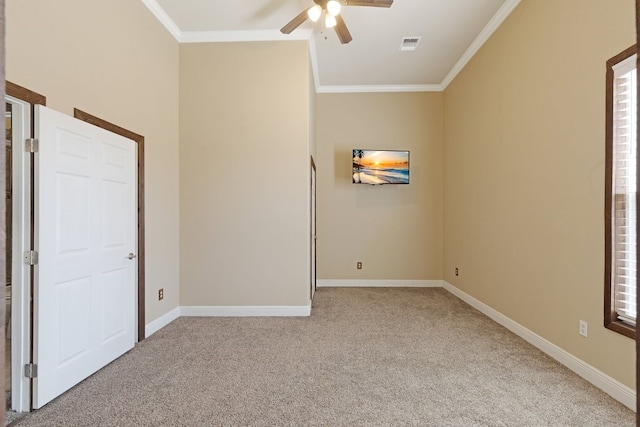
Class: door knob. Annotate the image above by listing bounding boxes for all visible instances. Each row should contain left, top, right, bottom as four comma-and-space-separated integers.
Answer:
127, 253, 137, 260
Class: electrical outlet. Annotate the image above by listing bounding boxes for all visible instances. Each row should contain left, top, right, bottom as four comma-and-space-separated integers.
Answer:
579, 320, 587, 337
357, 262, 362, 270
158, 288, 164, 301
455, 267, 459, 277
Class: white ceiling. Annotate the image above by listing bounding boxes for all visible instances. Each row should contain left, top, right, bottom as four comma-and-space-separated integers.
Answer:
143, 0, 521, 92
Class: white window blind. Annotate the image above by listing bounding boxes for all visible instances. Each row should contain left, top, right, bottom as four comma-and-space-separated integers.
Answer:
612, 54, 637, 325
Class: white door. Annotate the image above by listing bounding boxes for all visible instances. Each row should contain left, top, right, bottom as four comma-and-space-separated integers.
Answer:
33, 105, 137, 409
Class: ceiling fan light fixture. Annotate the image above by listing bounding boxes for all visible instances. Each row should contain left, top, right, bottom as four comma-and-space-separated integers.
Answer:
324, 14, 337, 28
326, 0, 341, 16
282, 0, 393, 43
308, 5, 322, 22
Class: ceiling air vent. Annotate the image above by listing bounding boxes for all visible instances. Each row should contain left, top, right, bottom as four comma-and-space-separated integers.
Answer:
400, 37, 421, 51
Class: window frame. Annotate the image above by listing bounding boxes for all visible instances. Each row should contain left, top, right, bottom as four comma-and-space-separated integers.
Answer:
605, 44, 638, 339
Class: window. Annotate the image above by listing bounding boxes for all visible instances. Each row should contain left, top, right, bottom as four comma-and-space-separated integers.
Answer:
605, 45, 637, 339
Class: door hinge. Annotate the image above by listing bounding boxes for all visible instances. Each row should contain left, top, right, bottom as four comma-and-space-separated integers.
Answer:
25, 138, 39, 153
24, 363, 38, 379
24, 250, 38, 266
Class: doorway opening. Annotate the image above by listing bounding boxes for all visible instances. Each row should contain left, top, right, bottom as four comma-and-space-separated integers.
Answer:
5, 86, 38, 416
3, 81, 146, 415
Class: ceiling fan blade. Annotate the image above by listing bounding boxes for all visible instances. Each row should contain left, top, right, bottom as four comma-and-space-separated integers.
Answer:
280, 9, 309, 34
334, 15, 352, 44
345, 0, 393, 7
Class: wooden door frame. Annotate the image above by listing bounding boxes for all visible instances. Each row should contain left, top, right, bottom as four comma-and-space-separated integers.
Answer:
73, 108, 145, 342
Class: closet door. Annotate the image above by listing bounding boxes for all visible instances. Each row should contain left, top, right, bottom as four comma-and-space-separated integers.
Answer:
33, 105, 137, 409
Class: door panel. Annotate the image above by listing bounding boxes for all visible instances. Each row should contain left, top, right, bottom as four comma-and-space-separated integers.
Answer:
33, 105, 137, 409
101, 269, 128, 341
56, 173, 90, 252
56, 277, 91, 363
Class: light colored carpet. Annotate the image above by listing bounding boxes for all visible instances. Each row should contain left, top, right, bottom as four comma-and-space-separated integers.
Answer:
5, 410, 22, 425
10, 288, 636, 426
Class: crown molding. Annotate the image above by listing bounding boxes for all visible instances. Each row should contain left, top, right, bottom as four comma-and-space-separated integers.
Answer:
317, 84, 443, 93
180, 29, 313, 44
141, 0, 521, 94
440, 0, 522, 89
140, 0, 181, 41
140, 0, 313, 44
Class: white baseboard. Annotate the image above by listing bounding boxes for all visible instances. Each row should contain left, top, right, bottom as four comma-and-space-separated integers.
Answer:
442, 281, 637, 412
144, 306, 181, 338
317, 279, 443, 288
181, 304, 311, 317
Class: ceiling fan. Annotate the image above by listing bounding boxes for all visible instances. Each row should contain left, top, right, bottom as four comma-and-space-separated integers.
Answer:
280, 0, 393, 44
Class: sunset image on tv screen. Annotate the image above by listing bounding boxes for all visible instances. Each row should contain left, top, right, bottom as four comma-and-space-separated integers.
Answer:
352, 150, 409, 185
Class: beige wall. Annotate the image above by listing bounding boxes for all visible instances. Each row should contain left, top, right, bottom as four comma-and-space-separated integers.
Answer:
309, 58, 317, 161
443, 0, 636, 388
179, 41, 312, 307
317, 93, 443, 280
6, 0, 636, 392
6, 0, 181, 325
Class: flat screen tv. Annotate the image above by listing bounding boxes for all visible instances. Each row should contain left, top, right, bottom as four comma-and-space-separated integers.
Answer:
352, 149, 410, 185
